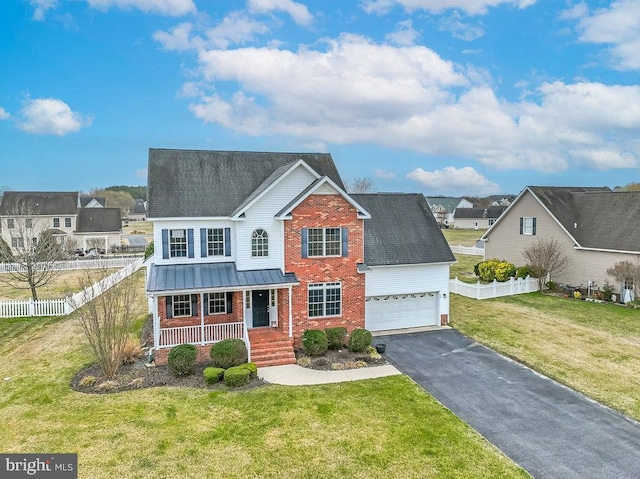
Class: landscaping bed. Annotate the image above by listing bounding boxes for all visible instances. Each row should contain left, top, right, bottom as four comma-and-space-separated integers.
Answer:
295, 346, 387, 370
71, 360, 266, 394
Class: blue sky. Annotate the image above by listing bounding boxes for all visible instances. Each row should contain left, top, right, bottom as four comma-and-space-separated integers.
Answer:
1, 0, 639, 197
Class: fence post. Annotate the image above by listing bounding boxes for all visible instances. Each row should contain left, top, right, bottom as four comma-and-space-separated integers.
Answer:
28, 299, 35, 317
477, 280, 481, 300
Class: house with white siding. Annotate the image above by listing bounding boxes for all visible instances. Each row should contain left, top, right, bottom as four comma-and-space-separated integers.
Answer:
145, 149, 455, 366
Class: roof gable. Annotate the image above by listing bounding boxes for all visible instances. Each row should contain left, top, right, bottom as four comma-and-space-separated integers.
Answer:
352, 193, 455, 266
147, 149, 344, 218
454, 206, 507, 220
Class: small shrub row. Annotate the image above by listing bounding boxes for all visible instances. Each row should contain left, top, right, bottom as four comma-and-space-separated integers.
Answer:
301, 327, 372, 356
475, 259, 537, 282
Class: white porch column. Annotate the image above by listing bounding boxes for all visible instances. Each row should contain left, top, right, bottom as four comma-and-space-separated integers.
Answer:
288, 286, 293, 338
200, 292, 205, 345
152, 296, 160, 350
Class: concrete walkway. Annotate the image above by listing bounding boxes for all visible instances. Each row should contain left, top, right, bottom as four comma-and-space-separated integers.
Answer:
258, 363, 401, 385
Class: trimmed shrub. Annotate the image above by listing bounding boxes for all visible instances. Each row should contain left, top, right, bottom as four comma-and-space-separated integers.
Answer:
515, 266, 532, 279
477, 258, 516, 282
168, 343, 198, 377
224, 366, 251, 387
203, 367, 225, 385
239, 362, 258, 378
301, 329, 328, 356
349, 328, 372, 353
210, 339, 248, 369
325, 327, 347, 350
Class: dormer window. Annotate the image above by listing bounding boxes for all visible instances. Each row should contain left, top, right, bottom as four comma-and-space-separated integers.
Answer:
251, 229, 268, 257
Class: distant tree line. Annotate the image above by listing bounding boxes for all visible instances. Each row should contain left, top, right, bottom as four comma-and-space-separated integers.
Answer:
105, 185, 147, 200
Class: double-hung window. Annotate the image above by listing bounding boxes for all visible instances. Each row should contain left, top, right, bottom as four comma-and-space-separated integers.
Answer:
53, 218, 60, 228
208, 292, 227, 314
65, 218, 72, 228
624, 277, 635, 292
520, 217, 536, 236
207, 228, 225, 256
172, 294, 192, 317
169, 229, 187, 257
308, 282, 342, 317
7, 218, 14, 229
11, 237, 23, 248
307, 228, 342, 257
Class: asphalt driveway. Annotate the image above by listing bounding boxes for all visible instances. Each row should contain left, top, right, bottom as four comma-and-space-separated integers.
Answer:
376, 328, 640, 479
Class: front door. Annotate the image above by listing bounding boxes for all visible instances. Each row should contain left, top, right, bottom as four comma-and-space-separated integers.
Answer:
252, 290, 270, 327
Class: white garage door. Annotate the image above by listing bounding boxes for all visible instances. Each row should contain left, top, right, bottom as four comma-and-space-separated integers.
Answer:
365, 292, 438, 332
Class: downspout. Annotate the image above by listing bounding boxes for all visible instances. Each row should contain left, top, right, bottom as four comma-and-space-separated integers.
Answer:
288, 286, 293, 338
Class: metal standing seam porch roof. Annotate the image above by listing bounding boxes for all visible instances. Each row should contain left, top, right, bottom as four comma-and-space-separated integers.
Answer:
147, 262, 299, 294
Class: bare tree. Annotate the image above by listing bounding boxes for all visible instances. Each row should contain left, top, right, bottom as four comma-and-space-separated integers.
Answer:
607, 259, 640, 298
345, 177, 376, 193
434, 207, 449, 228
71, 268, 141, 378
0, 198, 68, 300
522, 238, 570, 291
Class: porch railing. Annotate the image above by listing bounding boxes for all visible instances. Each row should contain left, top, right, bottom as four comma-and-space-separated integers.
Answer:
159, 321, 244, 348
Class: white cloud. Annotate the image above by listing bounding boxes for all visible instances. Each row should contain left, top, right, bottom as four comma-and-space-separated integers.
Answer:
135, 168, 148, 179
438, 13, 484, 40
375, 169, 396, 179
573, 0, 640, 70
386, 20, 420, 46
175, 33, 639, 174
86, 0, 195, 16
0, 107, 10, 120
18, 98, 92, 136
363, 0, 536, 16
559, 2, 588, 20
153, 22, 198, 51
406, 166, 499, 195
30, 0, 58, 20
248, 0, 313, 26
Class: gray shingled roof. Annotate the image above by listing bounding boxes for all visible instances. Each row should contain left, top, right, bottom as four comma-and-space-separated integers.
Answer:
454, 206, 507, 219
425, 196, 464, 213
76, 208, 121, 233
351, 193, 456, 266
147, 149, 345, 218
0, 191, 78, 215
147, 262, 299, 293
528, 186, 640, 251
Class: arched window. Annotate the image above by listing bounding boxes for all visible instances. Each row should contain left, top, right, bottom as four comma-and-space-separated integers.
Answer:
251, 229, 268, 257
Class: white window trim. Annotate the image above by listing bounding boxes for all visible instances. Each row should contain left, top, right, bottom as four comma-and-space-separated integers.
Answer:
308, 282, 342, 318
207, 228, 225, 256
522, 217, 535, 236
172, 294, 192, 318
169, 229, 187, 258
251, 228, 269, 257
308, 227, 342, 257
208, 292, 227, 315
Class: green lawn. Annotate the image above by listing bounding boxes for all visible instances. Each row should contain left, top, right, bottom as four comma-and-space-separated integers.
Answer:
0, 292, 527, 478
442, 228, 487, 246
451, 293, 640, 421
450, 254, 480, 282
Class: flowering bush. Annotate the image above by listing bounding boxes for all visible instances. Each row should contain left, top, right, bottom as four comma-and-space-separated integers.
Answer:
476, 258, 516, 282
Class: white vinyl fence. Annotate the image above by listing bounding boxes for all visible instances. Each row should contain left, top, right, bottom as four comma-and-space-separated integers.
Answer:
449, 244, 485, 257
0, 257, 141, 274
450, 275, 539, 300
0, 258, 144, 319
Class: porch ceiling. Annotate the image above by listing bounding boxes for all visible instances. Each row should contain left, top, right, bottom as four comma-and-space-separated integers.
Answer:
147, 261, 299, 293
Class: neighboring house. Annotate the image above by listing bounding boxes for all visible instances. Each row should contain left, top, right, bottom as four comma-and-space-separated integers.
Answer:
426, 197, 474, 227
481, 186, 640, 297
454, 206, 508, 230
129, 199, 147, 221
146, 149, 455, 366
0, 191, 122, 254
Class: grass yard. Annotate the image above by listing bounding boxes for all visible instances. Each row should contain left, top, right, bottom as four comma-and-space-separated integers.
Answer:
0, 278, 528, 478
450, 254, 481, 282
123, 220, 153, 236
451, 293, 640, 421
442, 228, 487, 246
0, 268, 119, 301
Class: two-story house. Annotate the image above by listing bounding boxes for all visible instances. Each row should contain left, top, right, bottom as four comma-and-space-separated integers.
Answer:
0, 191, 122, 254
146, 149, 455, 366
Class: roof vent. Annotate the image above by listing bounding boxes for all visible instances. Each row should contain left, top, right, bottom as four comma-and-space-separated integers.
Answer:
574, 223, 577, 229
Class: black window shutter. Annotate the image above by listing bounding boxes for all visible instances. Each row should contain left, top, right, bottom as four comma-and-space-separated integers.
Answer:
226, 292, 233, 314
191, 294, 198, 316
203, 293, 209, 315
341, 227, 348, 257
187, 229, 195, 258
519, 217, 523, 235
200, 228, 207, 257
224, 228, 231, 257
162, 229, 169, 259
532, 218, 537, 235
301, 228, 308, 258
166, 296, 173, 318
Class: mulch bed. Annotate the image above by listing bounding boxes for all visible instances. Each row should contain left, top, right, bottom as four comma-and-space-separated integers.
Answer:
70, 361, 267, 394
295, 347, 387, 370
